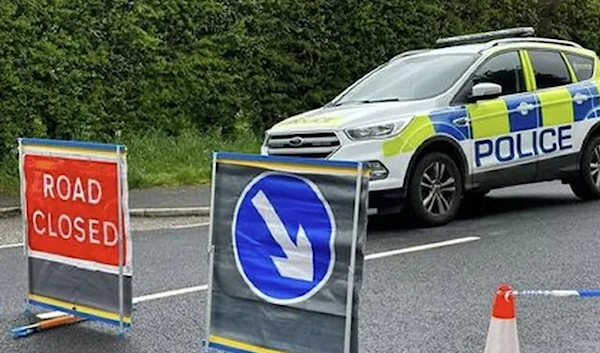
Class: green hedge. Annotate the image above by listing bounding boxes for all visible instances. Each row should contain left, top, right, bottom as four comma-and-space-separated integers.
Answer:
2, 0, 600, 156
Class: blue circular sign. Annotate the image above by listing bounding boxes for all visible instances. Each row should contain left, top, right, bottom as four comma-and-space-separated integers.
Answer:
232, 172, 336, 305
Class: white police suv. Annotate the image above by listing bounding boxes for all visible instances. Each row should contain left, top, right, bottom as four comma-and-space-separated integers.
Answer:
261, 27, 600, 227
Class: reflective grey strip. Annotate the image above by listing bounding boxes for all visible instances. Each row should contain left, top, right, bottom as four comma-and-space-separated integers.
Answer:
29, 257, 132, 316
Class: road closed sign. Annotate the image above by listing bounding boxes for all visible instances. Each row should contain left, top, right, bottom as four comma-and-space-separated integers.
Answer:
205, 152, 370, 353
19, 138, 132, 331
24, 156, 125, 266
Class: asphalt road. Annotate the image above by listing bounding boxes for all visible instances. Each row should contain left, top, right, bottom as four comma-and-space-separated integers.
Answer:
2, 181, 600, 353
0, 185, 211, 209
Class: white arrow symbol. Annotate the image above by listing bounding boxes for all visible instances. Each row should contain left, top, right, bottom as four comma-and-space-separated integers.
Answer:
251, 190, 314, 282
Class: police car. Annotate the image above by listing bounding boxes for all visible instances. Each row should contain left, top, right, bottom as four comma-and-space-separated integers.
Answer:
261, 27, 600, 227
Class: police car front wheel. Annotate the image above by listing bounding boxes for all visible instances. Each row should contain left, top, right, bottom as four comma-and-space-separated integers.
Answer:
570, 135, 600, 200
407, 152, 464, 227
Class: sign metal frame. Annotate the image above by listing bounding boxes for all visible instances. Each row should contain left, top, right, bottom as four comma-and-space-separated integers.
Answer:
18, 138, 132, 335
344, 162, 364, 353
203, 152, 369, 353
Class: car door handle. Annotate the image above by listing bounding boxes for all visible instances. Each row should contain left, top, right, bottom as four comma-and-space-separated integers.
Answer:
573, 92, 589, 105
517, 101, 535, 115
452, 117, 469, 126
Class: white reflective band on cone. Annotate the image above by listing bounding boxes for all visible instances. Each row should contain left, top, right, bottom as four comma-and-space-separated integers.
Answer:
483, 318, 520, 353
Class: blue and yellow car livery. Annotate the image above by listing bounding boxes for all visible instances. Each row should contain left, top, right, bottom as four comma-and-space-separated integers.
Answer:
262, 28, 600, 227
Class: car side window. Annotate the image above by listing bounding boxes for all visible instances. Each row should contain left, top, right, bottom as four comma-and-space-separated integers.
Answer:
564, 53, 595, 81
452, 51, 526, 105
528, 50, 572, 89
471, 51, 526, 96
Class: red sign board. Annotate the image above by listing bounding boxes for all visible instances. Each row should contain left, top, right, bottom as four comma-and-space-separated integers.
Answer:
23, 154, 127, 267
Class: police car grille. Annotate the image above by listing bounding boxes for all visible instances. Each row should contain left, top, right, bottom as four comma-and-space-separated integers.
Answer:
266, 132, 340, 158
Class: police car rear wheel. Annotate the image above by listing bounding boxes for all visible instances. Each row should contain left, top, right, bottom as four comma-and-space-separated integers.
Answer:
407, 152, 463, 226
570, 136, 600, 200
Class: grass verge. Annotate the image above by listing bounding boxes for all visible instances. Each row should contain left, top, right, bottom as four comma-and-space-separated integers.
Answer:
0, 154, 19, 195
122, 129, 262, 189
0, 129, 263, 196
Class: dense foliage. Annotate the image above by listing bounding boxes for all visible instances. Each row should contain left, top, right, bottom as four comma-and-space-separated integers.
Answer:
1, 0, 600, 156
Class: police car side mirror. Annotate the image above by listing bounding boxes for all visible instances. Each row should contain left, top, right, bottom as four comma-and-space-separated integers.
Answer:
467, 83, 503, 103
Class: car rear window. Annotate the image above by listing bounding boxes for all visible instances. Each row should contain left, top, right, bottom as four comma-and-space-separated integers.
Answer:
564, 53, 595, 81
528, 50, 572, 89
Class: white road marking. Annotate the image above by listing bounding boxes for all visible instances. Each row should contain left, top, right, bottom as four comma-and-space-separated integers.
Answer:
103, 237, 482, 305
0, 243, 23, 250
364, 236, 480, 261
38, 285, 211, 319
170, 222, 210, 230
30, 236, 480, 318
133, 285, 209, 303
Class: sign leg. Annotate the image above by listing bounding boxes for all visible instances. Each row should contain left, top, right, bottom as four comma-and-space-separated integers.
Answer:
19, 138, 32, 315
203, 155, 218, 351
344, 163, 364, 353
118, 147, 125, 337
203, 246, 215, 350
24, 301, 32, 314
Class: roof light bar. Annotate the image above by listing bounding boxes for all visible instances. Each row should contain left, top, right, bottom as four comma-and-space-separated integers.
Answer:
435, 27, 535, 48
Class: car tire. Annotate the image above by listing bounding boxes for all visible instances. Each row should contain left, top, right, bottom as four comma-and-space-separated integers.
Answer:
406, 152, 464, 227
569, 135, 600, 200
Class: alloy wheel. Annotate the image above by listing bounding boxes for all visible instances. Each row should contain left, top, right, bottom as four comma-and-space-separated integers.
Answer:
591, 144, 600, 190
420, 161, 456, 215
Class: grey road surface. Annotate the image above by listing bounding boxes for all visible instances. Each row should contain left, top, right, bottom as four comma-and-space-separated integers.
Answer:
0, 185, 211, 209
1, 181, 600, 353
0, 216, 209, 247
0, 194, 19, 208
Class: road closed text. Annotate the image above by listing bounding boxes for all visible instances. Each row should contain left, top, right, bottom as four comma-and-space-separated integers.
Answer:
474, 125, 573, 167
23, 154, 124, 266
32, 212, 118, 247
30, 174, 117, 246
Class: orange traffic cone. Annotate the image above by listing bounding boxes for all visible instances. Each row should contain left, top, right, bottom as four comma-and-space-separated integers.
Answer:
483, 284, 520, 353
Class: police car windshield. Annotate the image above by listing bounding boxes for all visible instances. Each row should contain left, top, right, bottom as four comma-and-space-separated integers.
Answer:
333, 53, 479, 104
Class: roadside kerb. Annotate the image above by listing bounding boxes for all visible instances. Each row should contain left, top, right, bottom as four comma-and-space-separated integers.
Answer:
0, 207, 20, 219
129, 207, 210, 217
0, 206, 209, 218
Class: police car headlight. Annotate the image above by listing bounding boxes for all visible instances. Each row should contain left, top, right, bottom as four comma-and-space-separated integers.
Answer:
345, 122, 405, 141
